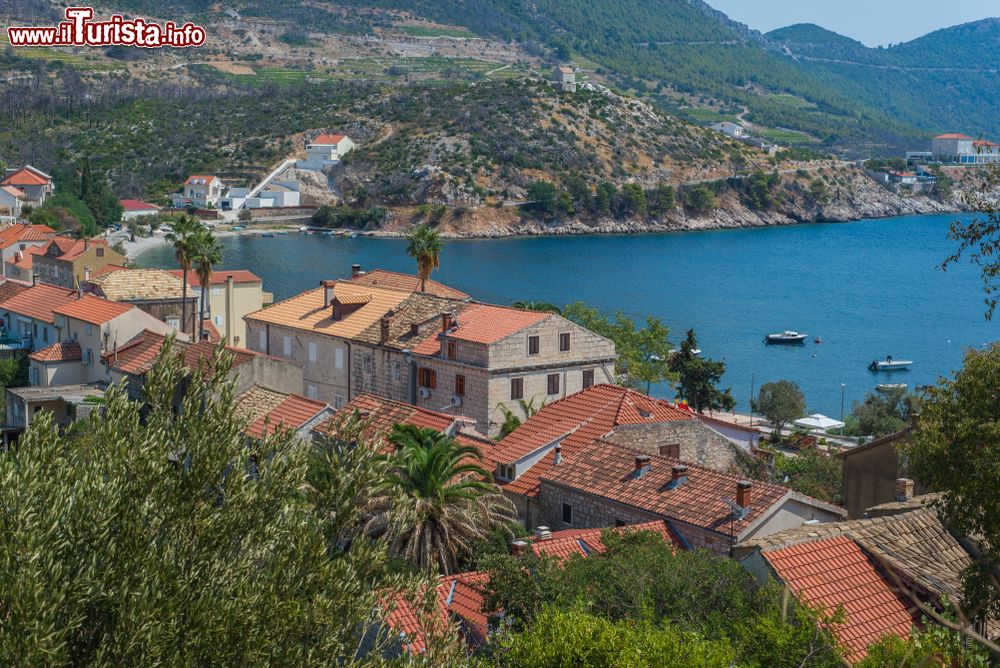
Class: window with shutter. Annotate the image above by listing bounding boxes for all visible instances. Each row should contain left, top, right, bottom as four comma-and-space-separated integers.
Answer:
455, 374, 465, 396
528, 336, 539, 355
583, 369, 595, 389
559, 332, 571, 351
510, 377, 523, 399
547, 373, 560, 395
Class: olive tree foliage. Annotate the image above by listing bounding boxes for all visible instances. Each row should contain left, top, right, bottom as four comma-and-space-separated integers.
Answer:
905, 343, 1000, 653
0, 341, 458, 665
752, 380, 806, 439
943, 162, 1000, 319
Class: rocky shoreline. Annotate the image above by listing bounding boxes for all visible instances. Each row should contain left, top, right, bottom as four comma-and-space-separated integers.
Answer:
370, 169, 974, 239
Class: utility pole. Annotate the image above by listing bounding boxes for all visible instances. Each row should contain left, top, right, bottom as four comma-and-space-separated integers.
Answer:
840, 383, 847, 422
749, 373, 755, 427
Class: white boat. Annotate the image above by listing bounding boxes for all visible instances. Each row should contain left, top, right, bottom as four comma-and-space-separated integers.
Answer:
869, 357, 912, 372
764, 331, 808, 344
876, 383, 908, 393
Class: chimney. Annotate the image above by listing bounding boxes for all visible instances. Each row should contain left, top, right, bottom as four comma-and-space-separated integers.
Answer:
441, 312, 454, 332
83, 238, 89, 251
667, 464, 688, 488
379, 316, 390, 344
895, 478, 914, 502
225, 274, 235, 345
321, 280, 336, 307
910, 412, 920, 432
634, 454, 652, 478
351, 264, 362, 278
553, 443, 562, 465
736, 480, 753, 508
511, 540, 528, 557
534, 526, 552, 540
83, 266, 90, 282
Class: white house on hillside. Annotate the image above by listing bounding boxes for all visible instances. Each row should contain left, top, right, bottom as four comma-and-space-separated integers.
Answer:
172, 175, 224, 209
711, 122, 745, 139
296, 134, 356, 171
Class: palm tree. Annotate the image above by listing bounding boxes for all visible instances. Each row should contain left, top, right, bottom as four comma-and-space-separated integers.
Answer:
405, 224, 442, 292
363, 424, 515, 574
165, 215, 202, 337
191, 228, 223, 342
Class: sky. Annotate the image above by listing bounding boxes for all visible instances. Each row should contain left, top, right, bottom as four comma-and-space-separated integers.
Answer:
706, 0, 998, 46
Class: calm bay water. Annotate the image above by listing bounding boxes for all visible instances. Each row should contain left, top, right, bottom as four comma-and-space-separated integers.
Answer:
139, 213, 997, 416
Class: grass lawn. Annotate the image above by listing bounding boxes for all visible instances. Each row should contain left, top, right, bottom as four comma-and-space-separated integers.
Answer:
682, 108, 740, 124
767, 93, 817, 110
756, 126, 818, 144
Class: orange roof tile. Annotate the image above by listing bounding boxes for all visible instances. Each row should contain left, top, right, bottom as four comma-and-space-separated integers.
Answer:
0, 186, 25, 199
348, 269, 470, 299
166, 268, 262, 285
52, 294, 133, 325
184, 175, 220, 185
28, 341, 82, 363
763, 535, 918, 662
245, 393, 329, 439
7, 244, 49, 271
52, 237, 110, 262
0, 223, 56, 250
0, 280, 28, 303
106, 330, 264, 376
531, 520, 682, 559
2, 167, 50, 187
245, 282, 410, 340
934, 133, 972, 140
412, 303, 549, 354
0, 283, 78, 323
310, 133, 346, 145
119, 199, 160, 212
495, 384, 695, 498
542, 440, 796, 537
87, 264, 129, 279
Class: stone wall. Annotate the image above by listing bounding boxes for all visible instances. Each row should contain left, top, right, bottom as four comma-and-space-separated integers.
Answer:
601, 421, 753, 475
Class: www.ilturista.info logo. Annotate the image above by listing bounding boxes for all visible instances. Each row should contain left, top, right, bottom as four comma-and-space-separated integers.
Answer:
8, 7, 206, 48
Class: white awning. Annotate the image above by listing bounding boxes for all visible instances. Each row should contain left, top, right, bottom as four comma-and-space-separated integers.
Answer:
793, 414, 845, 431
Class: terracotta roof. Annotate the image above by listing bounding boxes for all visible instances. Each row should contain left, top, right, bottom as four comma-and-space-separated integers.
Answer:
107, 330, 260, 376
234, 385, 290, 427
386, 521, 680, 653
88, 264, 128, 279
119, 199, 161, 212
310, 133, 347, 145
496, 384, 695, 498
0, 280, 28, 303
2, 167, 50, 187
542, 440, 801, 537
86, 268, 186, 301
334, 292, 371, 306
348, 269, 470, 299
28, 341, 82, 363
742, 507, 969, 602
201, 319, 221, 343
762, 535, 917, 662
184, 175, 219, 185
0, 186, 25, 199
0, 224, 55, 249
52, 294, 133, 326
7, 244, 48, 271
412, 304, 548, 353
934, 133, 972, 140
972, 140, 1000, 147
245, 282, 411, 340
863, 493, 941, 517
0, 283, 78, 323
531, 520, 682, 559
351, 292, 466, 350
166, 268, 262, 286
245, 393, 329, 440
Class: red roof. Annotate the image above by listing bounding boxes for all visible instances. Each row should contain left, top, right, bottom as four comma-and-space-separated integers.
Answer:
184, 175, 219, 185
0, 224, 56, 250
542, 440, 795, 536
119, 199, 161, 212
28, 341, 82, 363
52, 294, 133, 325
88, 264, 128, 279
0, 283, 78, 324
6, 244, 49, 271
0, 280, 28, 303
972, 140, 1000, 147
763, 535, 918, 662
106, 330, 262, 376
386, 521, 680, 653
531, 520, 682, 559
0, 186, 25, 199
348, 269, 470, 299
310, 134, 346, 145
246, 394, 329, 439
412, 304, 549, 354
166, 269, 262, 286
934, 133, 972, 140
2, 167, 50, 187
54, 237, 109, 262
495, 384, 695, 498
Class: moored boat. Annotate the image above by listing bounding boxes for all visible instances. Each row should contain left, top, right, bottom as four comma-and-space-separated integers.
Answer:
764, 331, 808, 344
868, 356, 912, 372
876, 383, 908, 393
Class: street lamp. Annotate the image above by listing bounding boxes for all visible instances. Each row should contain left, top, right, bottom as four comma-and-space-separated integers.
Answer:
840, 383, 847, 422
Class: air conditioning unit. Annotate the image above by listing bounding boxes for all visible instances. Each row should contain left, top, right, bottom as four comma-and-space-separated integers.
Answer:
450, 395, 463, 407
418, 388, 431, 399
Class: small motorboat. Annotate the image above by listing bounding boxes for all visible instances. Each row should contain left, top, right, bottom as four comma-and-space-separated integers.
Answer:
260, 232, 276, 238
868, 356, 912, 372
764, 331, 808, 344
876, 383, 908, 393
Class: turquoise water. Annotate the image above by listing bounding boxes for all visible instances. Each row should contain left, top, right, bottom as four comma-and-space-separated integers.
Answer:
139, 214, 997, 416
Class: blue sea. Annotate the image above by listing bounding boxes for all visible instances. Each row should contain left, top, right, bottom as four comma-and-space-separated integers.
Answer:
138, 213, 998, 416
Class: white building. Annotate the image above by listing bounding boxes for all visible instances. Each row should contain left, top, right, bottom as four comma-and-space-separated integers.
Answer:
119, 199, 161, 221
171, 175, 224, 209
931, 133, 1000, 164
0, 186, 25, 221
221, 180, 301, 211
556, 66, 576, 93
711, 122, 745, 139
296, 134, 356, 171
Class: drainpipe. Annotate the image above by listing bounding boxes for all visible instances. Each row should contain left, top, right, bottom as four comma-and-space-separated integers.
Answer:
225, 273, 234, 345
403, 348, 416, 404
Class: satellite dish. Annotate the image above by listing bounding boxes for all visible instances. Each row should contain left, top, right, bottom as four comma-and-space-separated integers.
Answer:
722, 497, 750, 520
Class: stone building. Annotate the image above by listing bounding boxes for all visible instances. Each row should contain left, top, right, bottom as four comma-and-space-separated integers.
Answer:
243, 268, 615, 435
84, 267, 198, 336
33, 237, 125, 289
168, 269, 268, 345
839, 415, 925, 518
